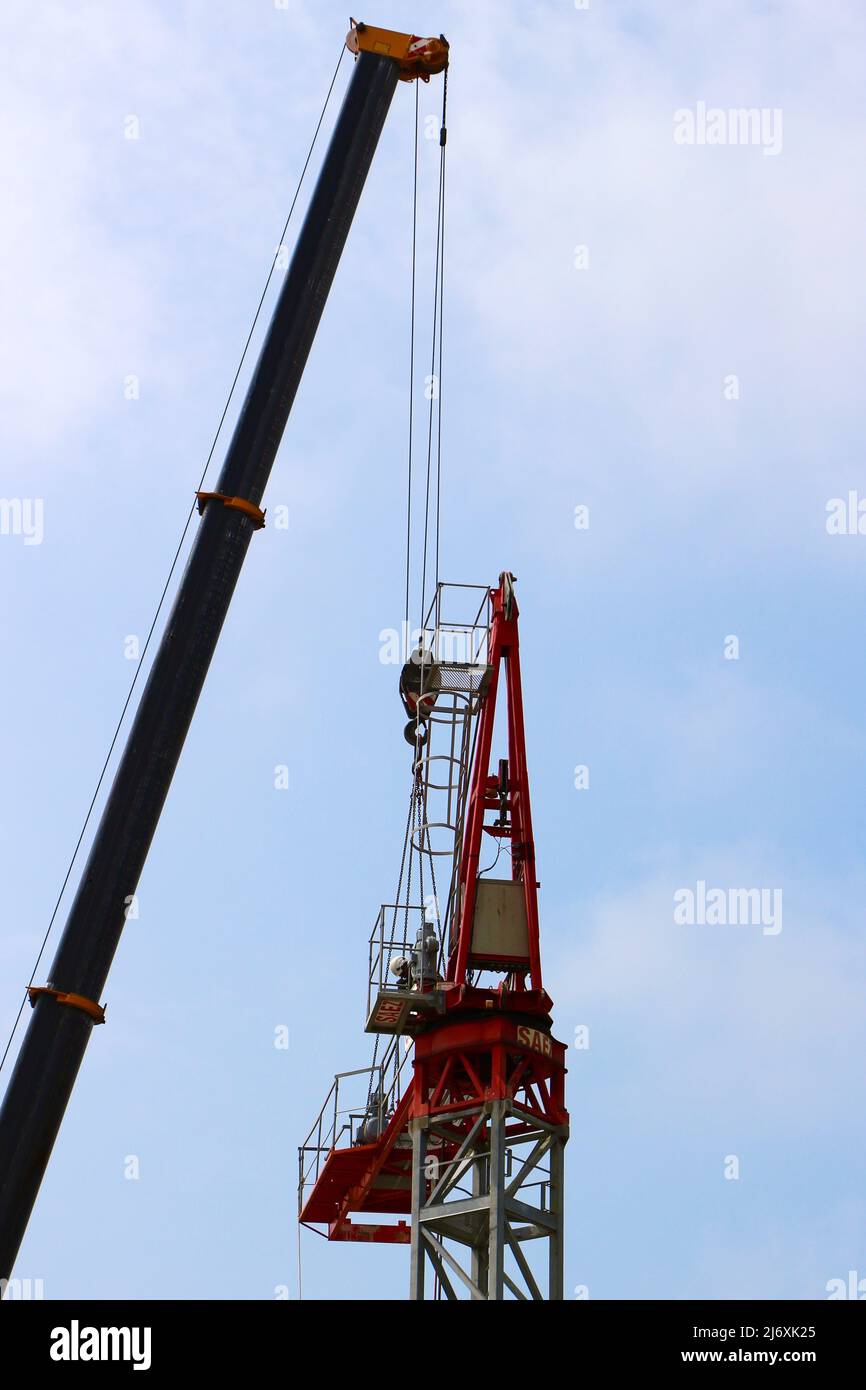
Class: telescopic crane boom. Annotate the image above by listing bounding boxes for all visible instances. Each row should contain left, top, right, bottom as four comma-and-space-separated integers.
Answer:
0, 21, 448, 1282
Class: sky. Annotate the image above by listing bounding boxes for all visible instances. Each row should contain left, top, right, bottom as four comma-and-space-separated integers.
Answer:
1, 0, 865, 1301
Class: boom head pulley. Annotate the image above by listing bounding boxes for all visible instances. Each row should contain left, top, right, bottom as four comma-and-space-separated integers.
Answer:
346, 19, 449, 82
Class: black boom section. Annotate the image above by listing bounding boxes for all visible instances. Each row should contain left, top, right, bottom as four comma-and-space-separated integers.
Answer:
0, 50, 399, 1280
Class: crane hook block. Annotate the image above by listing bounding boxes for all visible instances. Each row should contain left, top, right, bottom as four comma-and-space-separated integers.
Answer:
195, 491, 266, 530
27, 987, 106, 1025
346, 20, 449, 82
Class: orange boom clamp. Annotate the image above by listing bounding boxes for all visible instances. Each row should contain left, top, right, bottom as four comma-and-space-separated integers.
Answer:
27, 987, 106, 1025
195, 491, 266, 530
346, 19, 449, 82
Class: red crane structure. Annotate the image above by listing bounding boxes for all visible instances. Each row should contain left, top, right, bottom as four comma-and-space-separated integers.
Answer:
300, 574, 569, 1300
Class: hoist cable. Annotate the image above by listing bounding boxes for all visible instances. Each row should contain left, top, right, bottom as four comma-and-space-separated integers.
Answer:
435, 67, 448, 594
418, 69, 448, 631
368, 777, 418, 1103
0, 42, 348, 1079
370, 66, 449, 1114
434, 204, 445, 589
416, 779, 426, 923
404, 81, 420, 633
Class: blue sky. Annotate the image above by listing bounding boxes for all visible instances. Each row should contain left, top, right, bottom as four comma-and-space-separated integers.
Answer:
1, 0, 865, 1299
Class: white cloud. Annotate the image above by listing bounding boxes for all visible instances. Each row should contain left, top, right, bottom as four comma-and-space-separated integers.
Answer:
0, 0, 339, 453
549, 857, 866, 1136
444, 0, 866, 496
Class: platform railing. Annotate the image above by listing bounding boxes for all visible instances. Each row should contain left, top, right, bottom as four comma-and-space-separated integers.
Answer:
298, 1033, 412, 1219
420, 581, 492, 672
367, 902, 440, 1016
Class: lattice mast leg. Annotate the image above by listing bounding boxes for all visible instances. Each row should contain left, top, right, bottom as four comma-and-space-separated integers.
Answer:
408, 1097, 567, 1301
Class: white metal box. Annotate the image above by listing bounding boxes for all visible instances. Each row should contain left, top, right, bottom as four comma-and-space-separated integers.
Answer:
470, 878, 529, 968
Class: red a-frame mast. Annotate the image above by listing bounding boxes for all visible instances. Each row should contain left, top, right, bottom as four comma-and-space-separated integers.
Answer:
451, 571, 543, 993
